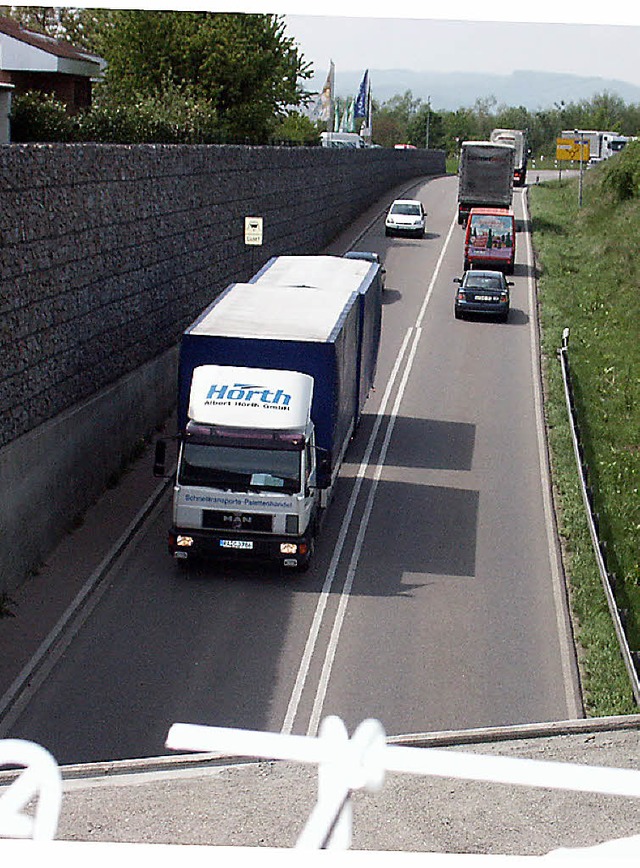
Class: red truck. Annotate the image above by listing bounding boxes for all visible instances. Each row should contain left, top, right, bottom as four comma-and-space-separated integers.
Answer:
464, 207, 516, 274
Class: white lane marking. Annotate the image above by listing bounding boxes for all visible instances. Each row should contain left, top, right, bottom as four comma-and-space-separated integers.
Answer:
522, 193, 582, 719
280, 328, 413, 734
306, 328, 422, 736
304, 215, 459, 736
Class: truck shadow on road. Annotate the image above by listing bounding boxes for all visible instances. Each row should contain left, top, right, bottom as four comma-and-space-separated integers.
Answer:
318, 414, 479, 584
354, 476, 478, 584
512, 262, 538, 279
350, 414, 475, 471
382, 288, 402, 305
505, 308, 529, 326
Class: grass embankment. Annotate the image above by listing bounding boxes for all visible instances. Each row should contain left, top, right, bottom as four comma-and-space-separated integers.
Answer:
529, 149, 640, 715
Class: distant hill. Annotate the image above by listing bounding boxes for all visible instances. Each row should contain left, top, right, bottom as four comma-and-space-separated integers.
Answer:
307, 69, 640, 111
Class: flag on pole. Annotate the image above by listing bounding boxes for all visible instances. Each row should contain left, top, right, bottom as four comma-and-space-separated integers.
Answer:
346, 98, 355, 132
308, 61, 335, 123
320, 60, 334, 124
354, 70, 369, 120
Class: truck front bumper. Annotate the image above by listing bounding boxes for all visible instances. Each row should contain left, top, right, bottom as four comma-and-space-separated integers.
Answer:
169, 526, 314, 569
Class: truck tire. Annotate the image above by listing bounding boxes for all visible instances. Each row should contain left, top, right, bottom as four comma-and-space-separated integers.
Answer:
292, 538, 314, 573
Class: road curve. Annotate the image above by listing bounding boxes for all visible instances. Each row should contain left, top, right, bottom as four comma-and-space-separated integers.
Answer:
0, 173, 583, 764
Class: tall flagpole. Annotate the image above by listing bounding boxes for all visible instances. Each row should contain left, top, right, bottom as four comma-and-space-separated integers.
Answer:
319, 60, 335, 131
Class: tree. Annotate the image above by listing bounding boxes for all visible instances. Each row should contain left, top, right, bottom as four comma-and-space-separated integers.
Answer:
407, 106, 445, 150
0, 6, 101, 47
372, 90, 421, 147
271, 111, 321, 145
441, 107, 478, 154
88, 10, 312, 142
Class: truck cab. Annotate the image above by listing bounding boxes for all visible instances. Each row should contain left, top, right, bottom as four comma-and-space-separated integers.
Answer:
162, 366, 321, 570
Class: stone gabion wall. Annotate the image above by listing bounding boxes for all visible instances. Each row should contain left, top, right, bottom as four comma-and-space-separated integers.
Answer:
0, 143, 445, 450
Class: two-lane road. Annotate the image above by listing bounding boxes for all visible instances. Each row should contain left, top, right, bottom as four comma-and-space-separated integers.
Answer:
1, 173, 582, 763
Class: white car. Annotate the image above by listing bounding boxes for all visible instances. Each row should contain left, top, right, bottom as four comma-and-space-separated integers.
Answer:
385, 199, 426, 238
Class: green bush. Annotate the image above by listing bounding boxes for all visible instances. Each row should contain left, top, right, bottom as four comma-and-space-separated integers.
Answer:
600, 139, 640, 202
78, 88, 225, 144
10, 87, 226, 145
10, 91, 76, 142
270, 111, 321, 146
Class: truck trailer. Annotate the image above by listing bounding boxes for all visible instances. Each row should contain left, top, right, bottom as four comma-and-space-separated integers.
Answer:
457, 141, 515, 225
489, 129, 528, 186
561, 129, 632, 164
561, 130, 603, 163
155, 255, 383, 571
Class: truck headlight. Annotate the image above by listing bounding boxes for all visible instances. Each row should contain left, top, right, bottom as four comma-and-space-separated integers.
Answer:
177, 535, 194, 547
285, 514, 299, 534
280, 543, 298, 554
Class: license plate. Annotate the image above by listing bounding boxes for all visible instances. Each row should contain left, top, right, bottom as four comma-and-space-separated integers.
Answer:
220, 539, 253, 550
474, 295, 495, 302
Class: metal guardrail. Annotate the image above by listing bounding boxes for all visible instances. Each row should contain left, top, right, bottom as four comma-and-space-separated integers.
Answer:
557, 327, 640, 704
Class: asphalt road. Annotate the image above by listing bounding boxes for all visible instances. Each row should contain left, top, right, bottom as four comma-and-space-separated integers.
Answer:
1, 174, 583, 764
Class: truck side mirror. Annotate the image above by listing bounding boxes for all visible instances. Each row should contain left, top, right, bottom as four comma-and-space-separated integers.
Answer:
153, 439, 167, 477
315, 447, 332, 490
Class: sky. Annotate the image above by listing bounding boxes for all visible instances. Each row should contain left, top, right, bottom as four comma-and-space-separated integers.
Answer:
284, 16, 640, 89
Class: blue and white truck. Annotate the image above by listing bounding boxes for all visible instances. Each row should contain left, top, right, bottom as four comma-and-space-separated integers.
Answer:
154, 255, 383, 570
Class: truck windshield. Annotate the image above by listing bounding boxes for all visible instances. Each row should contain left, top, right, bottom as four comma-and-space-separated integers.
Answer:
179, 443, 302, 494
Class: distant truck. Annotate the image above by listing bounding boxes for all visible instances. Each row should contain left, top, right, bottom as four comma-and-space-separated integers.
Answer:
490, 129, 528, 186
154, 255, 383, 571
602, 133, 633, 159
457, 141, 515, 224
561, 130, 632, 164
561, 130, 603, 163
464, 208, 516, 273
320, 131, 365, 149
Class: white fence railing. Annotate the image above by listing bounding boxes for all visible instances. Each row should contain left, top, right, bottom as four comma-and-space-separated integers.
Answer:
0, 738, 62, 840
3, 716, 640, 858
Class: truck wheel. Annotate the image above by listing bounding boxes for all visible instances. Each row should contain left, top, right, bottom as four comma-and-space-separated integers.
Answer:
174, 556, 192, 574
297, 538, 315, 573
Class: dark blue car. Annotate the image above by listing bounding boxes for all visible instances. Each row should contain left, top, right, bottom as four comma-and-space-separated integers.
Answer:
454, 270, 513, 322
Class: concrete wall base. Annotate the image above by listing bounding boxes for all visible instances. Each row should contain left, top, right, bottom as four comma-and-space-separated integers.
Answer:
0, 347, 178, 595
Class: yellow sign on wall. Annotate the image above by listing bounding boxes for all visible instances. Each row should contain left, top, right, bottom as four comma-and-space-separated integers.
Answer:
556, 138, 590, 161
